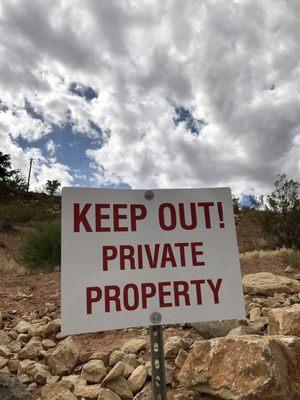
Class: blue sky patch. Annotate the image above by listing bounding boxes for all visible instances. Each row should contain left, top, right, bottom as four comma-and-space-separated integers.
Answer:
24, 98, 44, 121
13, 122, 130, 188
69, 82, 98, 102
167, 99, 207, 135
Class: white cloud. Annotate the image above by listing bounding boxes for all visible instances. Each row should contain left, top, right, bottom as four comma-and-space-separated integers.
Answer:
0, 0, 299, 195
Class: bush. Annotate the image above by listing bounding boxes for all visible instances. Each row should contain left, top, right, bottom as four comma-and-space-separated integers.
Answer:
0, 200, 52, 231
22, 220, 61, 271
282, 249, 300, 270
264, 174, 300, 249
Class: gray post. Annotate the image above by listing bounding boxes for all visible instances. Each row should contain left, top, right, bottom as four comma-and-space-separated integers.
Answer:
144, 191, 167, 399
149, 324, 167, 399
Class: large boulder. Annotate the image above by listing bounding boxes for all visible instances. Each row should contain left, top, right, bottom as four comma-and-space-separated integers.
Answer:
178, 335, 300, 400
269, 305, 300, 336
242, 272, 300, 296
0, 373, 32, 400
47, 336, 79, 376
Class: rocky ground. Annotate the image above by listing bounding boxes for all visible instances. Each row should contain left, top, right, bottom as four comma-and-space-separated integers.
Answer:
0, 271, 300, 400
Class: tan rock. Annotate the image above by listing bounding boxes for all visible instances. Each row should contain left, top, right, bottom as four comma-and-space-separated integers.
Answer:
61, 374, 86, 390
81, 359, 107, 383
18, 333, 30, 343
243, 272, 300, 296
0, 332, 12, 345
0, 345, 11, 358
15, 320, 32, 334
175, 349, 188, 368
98, 388, 121, 400
89, 349, 111, 365
164, 336, 189, 358
109, 350, 140, 368
0, 356, 8, 368
32, 362, 51, 385
132, 383, 151, 400
78, 349, 92, 364
56, 331, 68, 341
178, 335, 300, 399
44, 319, 61, 337
227, 326, 263, 337
7, 358, 20, 373
27, 382, 38, 391
46, 375, 60, 384
41, 380, 74, 400
11, 341, 22, 353
47, 336, 78, 376
28, 322, 49, 337
102, 361, 125, 386
42, 339, 56, 350
18, 338, 43, 360
127, 365, 147, 394
121, 338, 146, 354
18, 359, 36, 375
54, 391, 77, 400
105, 376, 133, 400
123, 362, 135, 378
249, 307, 261, 322
191, 320, 243, 339
268, 304, 300, 336
18, 373, 31, 384
73, 384, 101, 399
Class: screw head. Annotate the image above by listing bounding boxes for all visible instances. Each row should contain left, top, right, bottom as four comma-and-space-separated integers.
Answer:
150, 311, 162, 324
144, 190, 154, 200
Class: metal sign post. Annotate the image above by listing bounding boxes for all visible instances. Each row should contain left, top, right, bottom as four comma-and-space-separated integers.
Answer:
145, 192, 167, 399
149, 313, 167, 400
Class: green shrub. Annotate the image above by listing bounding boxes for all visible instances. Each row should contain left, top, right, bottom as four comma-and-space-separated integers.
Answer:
281, 249, 300, 270
0, 201, 52, 231
264, 174, 300, 249
22, 220, 61, 271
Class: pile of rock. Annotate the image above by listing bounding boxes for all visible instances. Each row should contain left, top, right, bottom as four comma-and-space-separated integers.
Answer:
0, 272, 300, 400
0, 308, 154, 400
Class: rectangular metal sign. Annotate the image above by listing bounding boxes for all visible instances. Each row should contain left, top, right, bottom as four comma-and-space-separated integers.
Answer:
61, 187, 245, 334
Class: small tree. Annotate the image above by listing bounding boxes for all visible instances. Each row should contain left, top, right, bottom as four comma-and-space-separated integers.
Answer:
0, 151, 14, 181
232, 194, 240, 213
45, 180, 61, 196
265, 174, 300, 248
0, 151, 27, 191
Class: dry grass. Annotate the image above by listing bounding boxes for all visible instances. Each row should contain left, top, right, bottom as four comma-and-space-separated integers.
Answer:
240, 248, 300, 269
0, 252, 26, 275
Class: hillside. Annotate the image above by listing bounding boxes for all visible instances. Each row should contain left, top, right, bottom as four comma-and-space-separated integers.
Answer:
0, 192, 300, 400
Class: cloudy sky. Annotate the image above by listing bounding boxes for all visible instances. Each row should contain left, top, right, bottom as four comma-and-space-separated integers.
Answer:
0, 0, 299, 196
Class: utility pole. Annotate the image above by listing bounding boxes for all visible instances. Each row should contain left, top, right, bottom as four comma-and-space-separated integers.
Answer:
26, 158, 33, 192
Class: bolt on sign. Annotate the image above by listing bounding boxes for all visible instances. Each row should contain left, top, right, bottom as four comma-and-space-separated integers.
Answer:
61, 187, 245, 334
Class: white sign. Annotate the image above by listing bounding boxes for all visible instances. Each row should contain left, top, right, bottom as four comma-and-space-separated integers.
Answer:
61, 187, 245, 334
